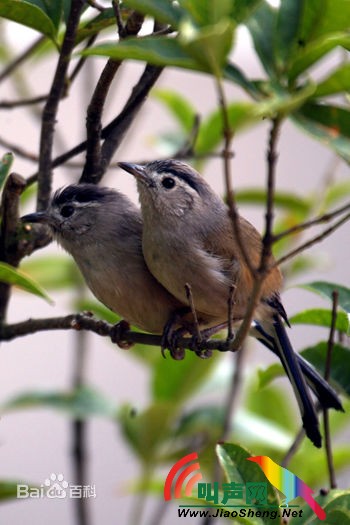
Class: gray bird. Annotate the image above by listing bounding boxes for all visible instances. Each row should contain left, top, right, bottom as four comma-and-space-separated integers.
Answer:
21, 184, 188, 335
119, 159, 343, 447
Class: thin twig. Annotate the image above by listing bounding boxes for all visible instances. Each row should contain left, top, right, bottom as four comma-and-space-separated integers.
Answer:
37, 0, 85, 211
281, 427, 306, 468
0, 95, 48, 109
86, 0, 105, 11
0, 36, 46, 83
185, 283, 202, 343
260, 118, 281, 270
323, 291, 338, 489
98, 64, 163, 178
274, 201, 350, 242
274, 211, 350, 268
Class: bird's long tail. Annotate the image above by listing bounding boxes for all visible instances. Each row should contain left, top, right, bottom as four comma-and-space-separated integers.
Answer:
252, 321, 343, 412
271, 315, 321, 447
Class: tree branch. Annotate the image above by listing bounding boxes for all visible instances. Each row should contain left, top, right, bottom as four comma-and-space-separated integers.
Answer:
37, 0, 85, 211
0, 36, 46, 83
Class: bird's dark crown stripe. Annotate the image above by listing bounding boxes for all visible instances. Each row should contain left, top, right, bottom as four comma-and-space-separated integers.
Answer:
53, 185, 113, 206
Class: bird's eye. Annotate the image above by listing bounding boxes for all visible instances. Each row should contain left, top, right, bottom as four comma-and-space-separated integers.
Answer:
60, 205, 75, 218
161, 177, 175, 189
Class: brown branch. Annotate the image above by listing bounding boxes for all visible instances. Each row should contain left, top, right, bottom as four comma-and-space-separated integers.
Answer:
260, 118, 281, 270
0, 312, 240, 353
37, 0, 85, 211
274, 211, 350, 268
281, 427, 306, 468
274, 201, 350, 242
98, 63, 163, 178
323, 290, 338, 489
0, 36, 46, 83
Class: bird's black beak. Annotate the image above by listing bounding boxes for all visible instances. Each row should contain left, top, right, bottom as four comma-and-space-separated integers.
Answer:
21, 211, 49, 224
118, 162, 152, 186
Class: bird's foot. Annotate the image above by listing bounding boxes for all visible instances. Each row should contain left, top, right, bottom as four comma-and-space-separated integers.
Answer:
110, 320, 133, 349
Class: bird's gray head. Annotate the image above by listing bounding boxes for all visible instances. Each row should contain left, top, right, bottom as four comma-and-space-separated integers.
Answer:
118, 159, 219, 220
21, 184, 126, 243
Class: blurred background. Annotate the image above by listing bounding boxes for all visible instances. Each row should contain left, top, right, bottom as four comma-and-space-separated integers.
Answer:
0, 5, 349, 524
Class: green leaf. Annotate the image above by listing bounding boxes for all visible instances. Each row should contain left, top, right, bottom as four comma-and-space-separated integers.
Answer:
21, 255, 82, 291
82, 36, 200, 70
124, 0, 182, 28
301, 281, 350, 314
229, 0, 263, 24
224, 63, 261, 98
216, 443, 280, 513
289, 32, 350, 81
153, 89, 196, 133
0, 0, 59, 41
2, 385, 117, 419
322, 179, 350, 210
294, 102, 350, 162
75, 298, 120, 324
0, 262, 52, 303
29, 0, 64, 31
152, 350, 219, 404
257, 364, 284, 390
246, 1, 278, 77
179, 18, 235, 74
119, 402, 175, 463
314, 63, 350, 98
275, 0, 303, 71
289, 308, 349, 333
178, 0, 232, 27
301, 342, 350, 396
0, 480, 33, 500
236, 189, 311, 215
75, 8, 117, 45
290, 490, 350, 525
0, 152, 14, 189
304, 0, 350, 41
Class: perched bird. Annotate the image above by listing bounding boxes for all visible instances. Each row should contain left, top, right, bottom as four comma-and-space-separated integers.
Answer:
119, 159, 343, 447
247, 455, 326, 520
21, 184, 188, 335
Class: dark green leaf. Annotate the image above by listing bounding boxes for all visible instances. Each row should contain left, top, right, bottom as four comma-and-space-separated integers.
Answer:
229, 0, 263, 24
290, 490, 350, 525
289, 33, 350, 81
2, 385, 117, 419
152, 349, 219, 404
301, 281, 350, 314
275, 0, 303, 71
216, 443, 280, 515
82, 36, 200, 70
0, 152, 14, 189
301, 342, 350, 396
246, 1, 277, 77
0, 0, 58, 41
294, 103, 350, 162
314, 63, 350, 98
289, 308, 349, 333
224, 63, 261, 98
28, 0, 64, 31
153, 89, 196, 133
0, 262, 52, 303
124, 0, 182, 28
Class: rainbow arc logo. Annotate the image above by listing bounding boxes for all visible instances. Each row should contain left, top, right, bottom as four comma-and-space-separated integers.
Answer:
163, 452, 202, 501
